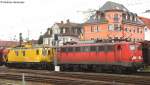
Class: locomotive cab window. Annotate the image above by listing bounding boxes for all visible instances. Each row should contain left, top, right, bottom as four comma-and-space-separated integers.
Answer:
81, 46, 90, 52
98, 46, 104, 51
75, 47, 80, 52
90, 46, 96, 52
68, 47, 73, 52
61, 47, 67, 52
107, 45, 114, 51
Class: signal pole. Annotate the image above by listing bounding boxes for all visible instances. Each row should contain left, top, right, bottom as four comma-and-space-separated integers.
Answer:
54, 34, 60, 71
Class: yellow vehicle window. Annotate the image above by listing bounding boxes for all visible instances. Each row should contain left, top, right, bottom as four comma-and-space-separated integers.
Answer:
36, 50, 39, 55
48, 50, 50, 55
42, 50, 47, 56
22, 51, 25, 56
15, 51, 18, 56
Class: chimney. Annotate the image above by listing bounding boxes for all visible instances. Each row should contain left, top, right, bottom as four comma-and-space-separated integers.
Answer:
66, 19, 70, 23
61, 21, 63, 24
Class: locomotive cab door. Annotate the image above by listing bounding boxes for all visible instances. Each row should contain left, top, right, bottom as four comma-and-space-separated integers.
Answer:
115, 45, 122, 63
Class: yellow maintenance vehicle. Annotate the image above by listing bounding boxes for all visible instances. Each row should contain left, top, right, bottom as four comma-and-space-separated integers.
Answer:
6, 42, 55, 69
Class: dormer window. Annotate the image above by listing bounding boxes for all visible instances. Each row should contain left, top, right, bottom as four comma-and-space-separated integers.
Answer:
101, 13, 105, 17
130, 15, 132, 21
98, 15, 101, 20
63, 28, 66, 33
123, 8, 127, 11
115, 7, 120, 10
134, 16, 137, 21
126, 15, 128, 20
48, 30, 51, 35
127, 14, 130, 20
134, 14, 137, 22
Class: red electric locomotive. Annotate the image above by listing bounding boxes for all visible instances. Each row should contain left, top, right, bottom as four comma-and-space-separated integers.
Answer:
57, 42, 143, 73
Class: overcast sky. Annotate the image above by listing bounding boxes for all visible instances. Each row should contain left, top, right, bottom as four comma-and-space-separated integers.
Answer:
0, 0, 149, 41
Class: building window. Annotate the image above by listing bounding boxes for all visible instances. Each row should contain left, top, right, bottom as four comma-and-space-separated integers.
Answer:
96, 25, 99, 32
125, 28, 128, 32
108, 24, 114, 31
133, 29, 136, 33
129, 29, 132, 32
91, 26, 94, 32
91, 38, 94, 40
114, 14, 119, 22
63, 38, 65, 42
114, 24, 121, 31
75, 28, 78, 34
137, 28, 140, 33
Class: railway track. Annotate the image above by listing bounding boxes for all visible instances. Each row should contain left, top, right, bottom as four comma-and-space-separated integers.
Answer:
0, 67, 150, 85
0, 73, 126, 85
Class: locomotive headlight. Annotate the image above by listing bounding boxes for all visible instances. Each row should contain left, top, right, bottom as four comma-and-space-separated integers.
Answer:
138, 56, 142, 60
132, 56, 137, 60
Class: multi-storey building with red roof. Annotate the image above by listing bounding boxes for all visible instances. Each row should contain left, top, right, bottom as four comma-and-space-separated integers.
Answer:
80, 1, 145, 42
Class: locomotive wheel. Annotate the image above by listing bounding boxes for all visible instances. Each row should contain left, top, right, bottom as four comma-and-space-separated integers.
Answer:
0, 62, 3, 66
93, 65, 102, 73
73, 65, 79, 72
115, 66, 123, 74
95, 67, 102, 72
